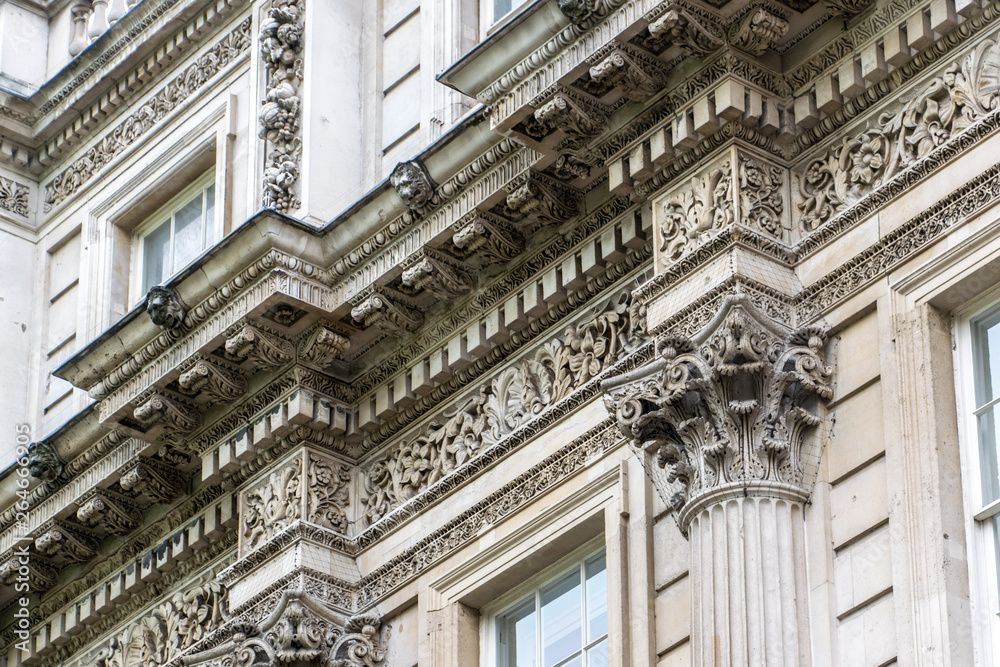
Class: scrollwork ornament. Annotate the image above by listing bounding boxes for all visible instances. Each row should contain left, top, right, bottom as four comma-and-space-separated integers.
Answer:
225, 323, 296, 371
242, 462, 302, 553
178, 358, 249, 403
730, 8, 789, 56
646, 5, 724, 56
451, 213, 525, 265
658, 163, 734, 264
738, 156, 785, 240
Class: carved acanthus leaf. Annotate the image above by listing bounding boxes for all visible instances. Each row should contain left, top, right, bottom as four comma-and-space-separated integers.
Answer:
133, 392, 202, 434
586, 49, 666, 101
451, 213, 526, 265
178, 358, 249, 403
242, 461, 302, 554
307, 453, 351, 533
557, 0, 626, 24
400, 248, 474, 299
738, 155, 785, 241
0, 552, 57, 591
550, 154, 592, 181
646, 6, 724, 56
119, 456, 185, 503
825, 0, 876, 16
529, 94, 606, 140
299, 326, 352, 367
225, 323, 296, 371
730, 8, 789, 55
351, 290, 424, 336
34, 520, 99, 562
76, 488, 143, 535
659, 162, 734, 264
601, 297, 833, 533
502, 174, 580, 225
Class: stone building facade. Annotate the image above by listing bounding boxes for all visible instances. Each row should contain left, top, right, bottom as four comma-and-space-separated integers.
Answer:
0, 0, 998, 664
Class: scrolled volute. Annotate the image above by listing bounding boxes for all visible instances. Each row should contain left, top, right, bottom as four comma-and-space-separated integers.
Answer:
601, 296, 832, 534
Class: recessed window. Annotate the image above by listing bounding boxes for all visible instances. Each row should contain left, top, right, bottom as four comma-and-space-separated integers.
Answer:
494, 550, 608, 667
491, 0, 530, 26
134, 174, 216, 299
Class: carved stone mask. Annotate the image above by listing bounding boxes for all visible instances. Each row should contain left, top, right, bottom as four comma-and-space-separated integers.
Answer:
146, 286, 187, 330
390, 160, 435, 210
27, 441, 63, 482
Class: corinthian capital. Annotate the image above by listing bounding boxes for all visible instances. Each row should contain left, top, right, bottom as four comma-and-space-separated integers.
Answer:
601, 296, 832, 532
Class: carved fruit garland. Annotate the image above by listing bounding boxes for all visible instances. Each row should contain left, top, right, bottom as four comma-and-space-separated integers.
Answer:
259, 0, 303, 213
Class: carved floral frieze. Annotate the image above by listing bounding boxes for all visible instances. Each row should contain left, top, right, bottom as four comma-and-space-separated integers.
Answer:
602, 297, 833, 532
362, 290, 646, 525
0, 176, 29, 217
796, 36, 1000, 231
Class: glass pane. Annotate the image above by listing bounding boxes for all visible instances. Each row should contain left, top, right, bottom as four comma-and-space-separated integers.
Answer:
541, 571, 582, 667
141, 221, 170, 294
974, 310, 1000, 406
585, 554, 608, 642
994, 515, 1000, 612
498, 597, 536, 667
204, 184, 216, 247
586, 639, 609, 667
172, 193, 204, 272
978, 405, 1000, 505
556, 658, 582, 667
494, 0, 512, 19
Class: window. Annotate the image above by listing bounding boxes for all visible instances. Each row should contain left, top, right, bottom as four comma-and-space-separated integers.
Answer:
492, 550, 608, 667
960, 298, 1000, 658
134, 174, 216, 299
491, 0, 530, 26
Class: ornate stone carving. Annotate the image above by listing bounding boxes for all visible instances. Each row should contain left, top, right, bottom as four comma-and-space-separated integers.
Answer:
658, 162, 734, 263
390, 160, 436, 210
730, 8, 789, 55
34, 520, 99, 562
0, 550, 57, 591
556, 0, 626, 25
646, 6, 724, 56
259, 0, 304, 212
178, 358, 249, 403
27, 440, 64, 482
502, 174, 580, 225
0, 176, 29, 217
351, 290, 424, 336
242, 461, 302, 554
585, 49, 666, 101
400, 249, 474, 299
362, 291, 646, 524
119, 456, 185, 503
525, 94, 606, 140
133, 391, 202, 436
601, 296, 833, 531
451, 213, 525, 265
146, 285, 188, 330
44, 20, 253, 211
307, 453, 351, 533
225, 323, 296, 371
825, 0, 876, 16
299, 326, 351, 367
738, 155, 785, 241
76, 488, 143, 535
550, 154, 592, 181
184, 592, 384, 667
797, 38, 1000, 231
96, 580, 227, 667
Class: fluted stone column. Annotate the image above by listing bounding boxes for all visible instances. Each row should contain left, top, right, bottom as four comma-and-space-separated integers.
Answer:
602, 296, 832, 666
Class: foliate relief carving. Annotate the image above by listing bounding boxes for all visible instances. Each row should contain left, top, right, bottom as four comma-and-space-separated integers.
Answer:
502, 174, 580, 225
390, 160, 436, 210
550, 154, 593, 181
96, 580, 227, 667
525, 94, 606, 140
259, 0, 304, 213
146, 285, 187, 330
451, 214, 525, 265
178, 358, 249, 403
133, 392, 202, 434
351, 291, 424, 336
119, 457, 185, 503
0, 176, 29, 217
45, 20, 253, 211
797, 38, 1000, 231
307, 454, 351, 533
299, 327, 352, 367
730, 9, 789, 55
225, 323, 296, 371
34, 521, 98, 562
76, 489, 143, 535
585, 50, 666, 101
0, 553, 57, 591
739, 156, 786, 241
242, 462, 302, 554
27, 440, 64, 482
602, 297, 833, 532
557, 0, 626, 24
400, 249, 474, 299
645, 6, 725, 56
658, 162, 734, 264
362, 291, 647, 524
825, 0, 876, 16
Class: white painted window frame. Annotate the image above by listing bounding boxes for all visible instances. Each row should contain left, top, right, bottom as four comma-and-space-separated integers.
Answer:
483, 0, 534, 36
955, 286, 1000, 664
130, 170, 217, 306
482, 539, 607, 667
